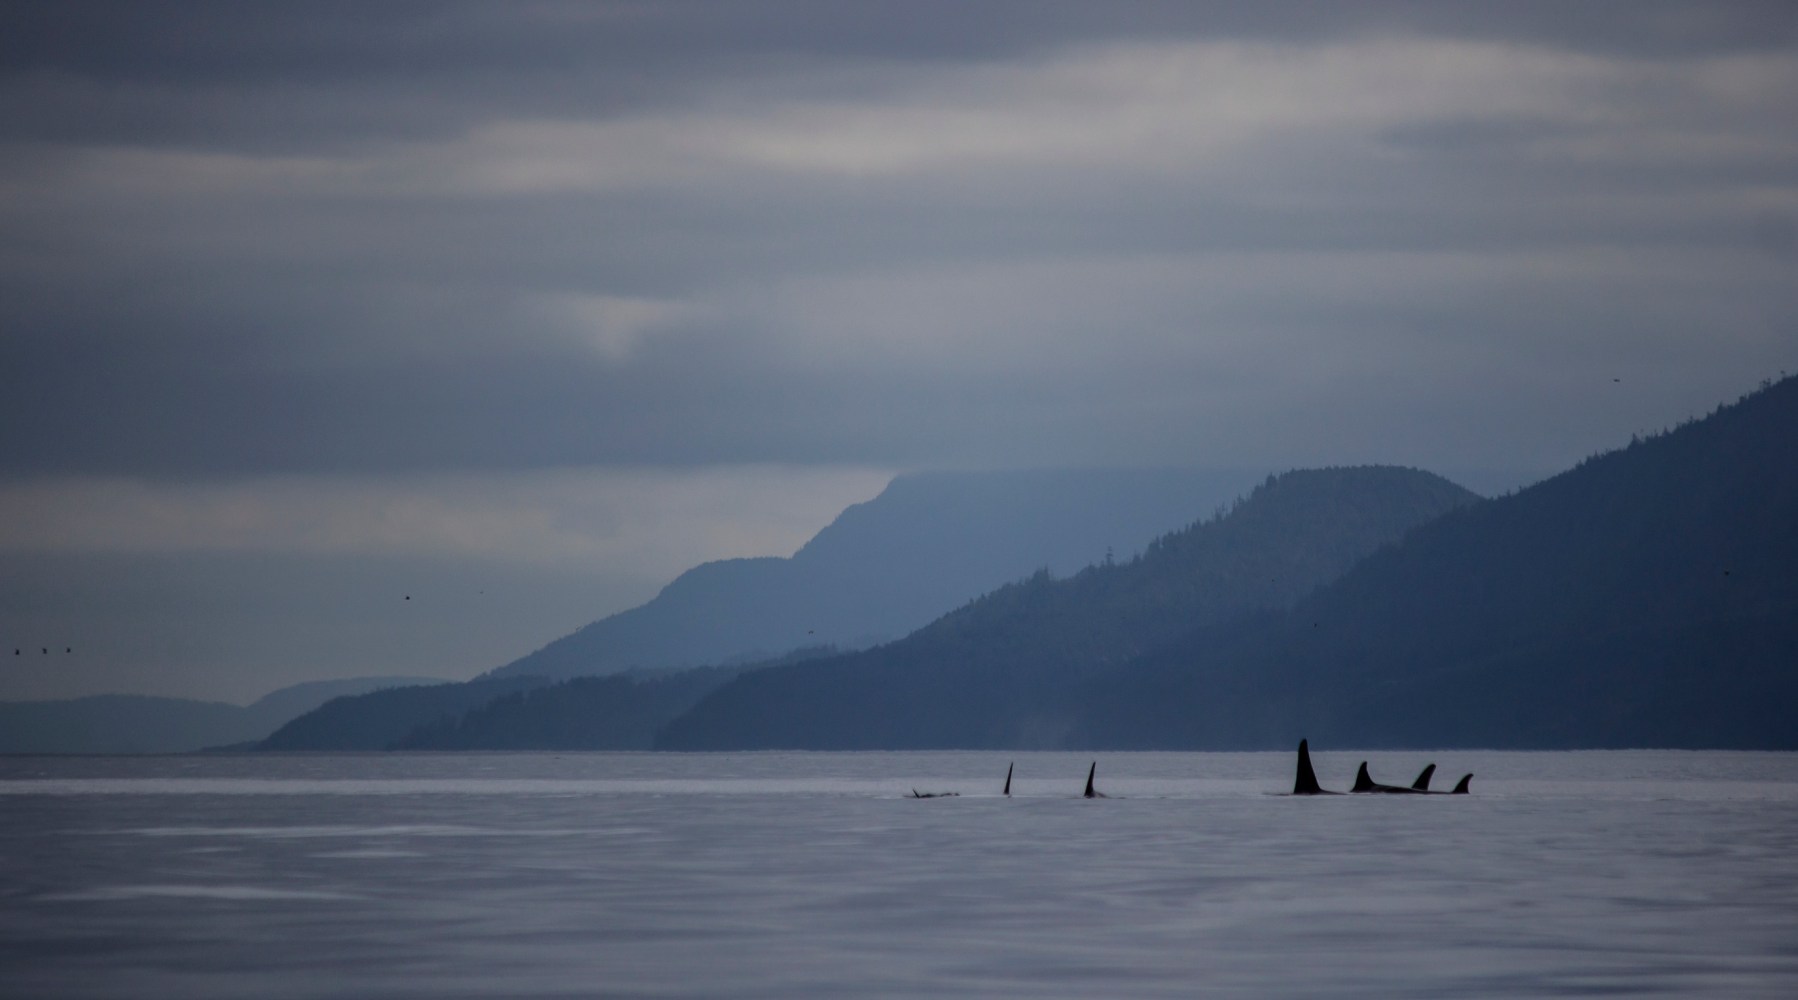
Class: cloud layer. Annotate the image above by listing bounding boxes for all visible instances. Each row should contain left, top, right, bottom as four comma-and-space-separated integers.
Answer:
1, 2, 1793, 698
4, 2, 1793, 481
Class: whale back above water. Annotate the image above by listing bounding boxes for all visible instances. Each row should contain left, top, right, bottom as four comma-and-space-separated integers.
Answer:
1352, 760, 1472, 795
1354, 761, 1429, 794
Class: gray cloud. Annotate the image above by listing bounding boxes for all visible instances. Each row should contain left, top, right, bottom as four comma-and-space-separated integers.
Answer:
5, 2, 1794, 167
2, 2, 1794, 698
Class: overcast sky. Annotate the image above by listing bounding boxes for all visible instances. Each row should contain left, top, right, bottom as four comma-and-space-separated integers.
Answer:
3, 2, 1794, 701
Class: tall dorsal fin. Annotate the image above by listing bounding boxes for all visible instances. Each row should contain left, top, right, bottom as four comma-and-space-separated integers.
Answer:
1411, 763, 1436, 791
1003, 762, 1013, 797
1452, 773, 1472, 794
1294, 739, 1324, 795
1353, 762, 1376, 793
1083, 762, 1098, 798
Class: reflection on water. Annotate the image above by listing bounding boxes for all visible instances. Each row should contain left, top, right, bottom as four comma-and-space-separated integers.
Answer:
3, 751, 1796, 998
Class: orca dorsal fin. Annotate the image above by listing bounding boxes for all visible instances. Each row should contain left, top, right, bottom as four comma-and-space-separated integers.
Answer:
1353, 762, 1376, 793
1411, 763, 1436, 791
1452, 773, 1472, 794
1294, 739, 1324, 795
1083, 762, 1098, 798
1003, 762, 1013, 797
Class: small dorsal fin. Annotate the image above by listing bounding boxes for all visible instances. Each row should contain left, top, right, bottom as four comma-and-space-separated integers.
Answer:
1353, 762, 1376, 793
1452, 773, 1472, 794
1411, 763, 1436, 791
1003, 762, 1013, 797
1294, 739, 1324, 795
1083, 761, 1098, 798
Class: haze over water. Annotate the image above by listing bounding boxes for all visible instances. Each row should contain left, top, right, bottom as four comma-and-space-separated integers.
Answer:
4, 750, 1796, 998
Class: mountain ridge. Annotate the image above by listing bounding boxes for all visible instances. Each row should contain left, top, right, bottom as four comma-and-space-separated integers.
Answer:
257, 468, 1260, 750
481, 467, 1262, 681
1074, 375, 1798, 749
656, 465, 1480, 750
0, 675, 440, 754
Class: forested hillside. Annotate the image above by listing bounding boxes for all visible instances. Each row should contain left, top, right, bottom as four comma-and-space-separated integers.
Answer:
258, 469, 1255, 750
1076, 376, 1798, 749
395, 649, 833, 750
657, 467, 1477, 749
257, 676, 547, 751
483, 468, 1259, 681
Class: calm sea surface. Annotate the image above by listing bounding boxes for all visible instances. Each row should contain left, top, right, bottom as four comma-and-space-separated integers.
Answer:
2, 750, 1795, 998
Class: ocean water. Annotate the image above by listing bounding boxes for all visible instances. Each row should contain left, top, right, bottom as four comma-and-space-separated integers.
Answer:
2, 750, 1796, 998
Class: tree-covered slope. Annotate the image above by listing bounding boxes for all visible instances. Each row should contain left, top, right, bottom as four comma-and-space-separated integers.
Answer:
1078, 376, 1798, 749
257, 469, 1256, 751
657, 466, 1479, 749
256, 676, 546, 751
392, 657, 813, 751
392, 669, 738, 751
483, 467, 1261, 681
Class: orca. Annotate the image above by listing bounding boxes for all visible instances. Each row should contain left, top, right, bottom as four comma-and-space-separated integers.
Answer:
1292, 739, 1341, 795
1352, 761, 1428, 794
909, 788, 958, 799
1353, 761, 1471, 795
1293, 741, 1471, 795
1083, 761, 1107, 799
1003, 762, 1013, 797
